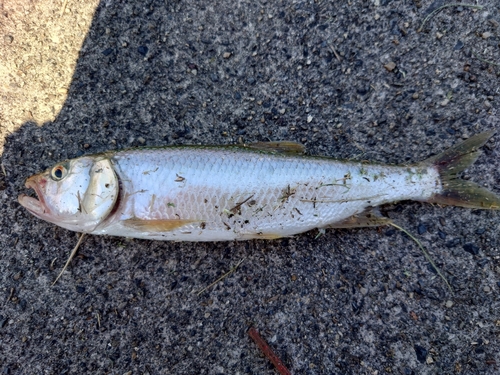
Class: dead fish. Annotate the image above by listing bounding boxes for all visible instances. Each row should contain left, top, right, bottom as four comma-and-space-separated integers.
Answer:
18, 132, 500, 241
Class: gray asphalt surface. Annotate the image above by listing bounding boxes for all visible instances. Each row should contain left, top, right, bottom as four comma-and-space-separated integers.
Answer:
1, 0, 500, 374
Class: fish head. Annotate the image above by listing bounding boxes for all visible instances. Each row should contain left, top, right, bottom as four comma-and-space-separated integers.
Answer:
18, 156, 119, 233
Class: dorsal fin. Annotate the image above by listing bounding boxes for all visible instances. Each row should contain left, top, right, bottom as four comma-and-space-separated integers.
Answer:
123, 218, 197, 232
243, 141, 305, 155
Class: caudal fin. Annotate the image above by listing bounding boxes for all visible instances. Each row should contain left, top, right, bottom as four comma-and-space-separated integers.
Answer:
425, 131, 500, 209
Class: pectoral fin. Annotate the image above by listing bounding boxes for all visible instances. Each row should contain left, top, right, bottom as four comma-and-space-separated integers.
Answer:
325, 209, 391, 229
124, 218, 197, 232
244, 141, 305, 155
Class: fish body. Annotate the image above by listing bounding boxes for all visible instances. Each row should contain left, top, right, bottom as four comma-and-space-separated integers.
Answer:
93, 147, 438, 241
18, 133, 500, 241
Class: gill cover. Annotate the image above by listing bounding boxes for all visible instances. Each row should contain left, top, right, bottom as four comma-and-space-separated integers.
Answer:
80, 158, 119, 227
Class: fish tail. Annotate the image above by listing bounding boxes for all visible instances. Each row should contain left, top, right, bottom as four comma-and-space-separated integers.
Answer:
423, 131, 500, 209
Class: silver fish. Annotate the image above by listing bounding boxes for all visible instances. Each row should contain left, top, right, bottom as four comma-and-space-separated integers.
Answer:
18, 132, 500, 241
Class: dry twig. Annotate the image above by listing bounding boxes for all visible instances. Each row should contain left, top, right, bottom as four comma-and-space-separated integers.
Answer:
248, 327, 292, 375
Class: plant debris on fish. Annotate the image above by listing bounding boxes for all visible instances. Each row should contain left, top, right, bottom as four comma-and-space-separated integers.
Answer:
18, 132, 500, 241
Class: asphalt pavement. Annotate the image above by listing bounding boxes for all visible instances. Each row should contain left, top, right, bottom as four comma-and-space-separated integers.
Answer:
1, 0, 500, 374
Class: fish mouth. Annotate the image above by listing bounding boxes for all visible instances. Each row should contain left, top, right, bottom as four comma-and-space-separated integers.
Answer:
18, 175, 48, 217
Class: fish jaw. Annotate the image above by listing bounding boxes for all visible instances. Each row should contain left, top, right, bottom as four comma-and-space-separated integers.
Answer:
18, 174, 51, 219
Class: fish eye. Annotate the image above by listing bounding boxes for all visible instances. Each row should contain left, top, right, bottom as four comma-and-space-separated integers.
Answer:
50, 164, 68, 181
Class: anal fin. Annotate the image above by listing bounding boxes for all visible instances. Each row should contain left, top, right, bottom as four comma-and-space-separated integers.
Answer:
325, 209, 391, 229
238, 232, 284, 240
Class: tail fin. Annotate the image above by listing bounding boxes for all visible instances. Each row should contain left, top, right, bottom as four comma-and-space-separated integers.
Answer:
425, 131, 500, 209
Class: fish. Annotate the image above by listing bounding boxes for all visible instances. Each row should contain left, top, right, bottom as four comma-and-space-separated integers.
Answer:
18, 132, 500, 241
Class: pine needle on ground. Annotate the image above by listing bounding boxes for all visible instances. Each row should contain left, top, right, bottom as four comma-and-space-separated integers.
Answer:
418, 3, 483, 32
389, 222, 453, 293
197, 258, 245, 296
52, 233, 86, 286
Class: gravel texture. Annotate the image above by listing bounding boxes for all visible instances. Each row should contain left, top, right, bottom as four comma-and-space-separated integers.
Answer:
1, 0, 500, 374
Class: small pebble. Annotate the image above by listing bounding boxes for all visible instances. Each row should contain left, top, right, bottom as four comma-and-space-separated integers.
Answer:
445, 300, 454, 308
454, 40, 464, 50
483, 286, 491, 293
482, 32, 492, 39
477, 258, 489, 267
384, 62, 396, 72
137, 137, 145, 144
385, 229, 396, 236
412, 93, 419, 99
440, 98, 449, 106
436, 32, 443, 39
463, 243, 479, 255
414, 345, 428, 363
417, 224, 427, 235
223, 52, 231, 59
307, 115, 313, 123
4, 35, 14, 44
137, 45, 148, 56
76, 286, 86, 294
